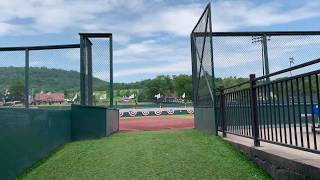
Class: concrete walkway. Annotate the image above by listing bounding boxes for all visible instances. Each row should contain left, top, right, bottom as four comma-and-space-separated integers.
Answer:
220, 132, 320, 179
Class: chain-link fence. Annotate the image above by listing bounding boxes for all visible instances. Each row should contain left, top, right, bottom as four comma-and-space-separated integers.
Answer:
0, 51, 25, 107
29, 47, 80, 108
211, 32, 320, 153
191, 4, 215, 108
212, 32, 320, 84
0, 45, 80, 109
80, 33, 113, 107
0, 33, 113, 109
90, 38, 111, 106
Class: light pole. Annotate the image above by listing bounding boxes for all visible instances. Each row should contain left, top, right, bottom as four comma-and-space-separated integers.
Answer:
289, 57, 295, 77
252, 35, 271, 81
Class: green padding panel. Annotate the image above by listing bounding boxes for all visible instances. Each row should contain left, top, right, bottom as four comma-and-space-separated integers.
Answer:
71, 105, 107, 140
194, 107, 216, 134
0, 109, 71, 180
106, 109, 119, 136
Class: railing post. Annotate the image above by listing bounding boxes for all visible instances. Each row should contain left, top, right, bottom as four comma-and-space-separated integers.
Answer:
250, 74, 260, 146
220, 87, 226, 137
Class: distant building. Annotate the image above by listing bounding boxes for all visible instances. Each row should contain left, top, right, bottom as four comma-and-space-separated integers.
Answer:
34, 92, 64, 104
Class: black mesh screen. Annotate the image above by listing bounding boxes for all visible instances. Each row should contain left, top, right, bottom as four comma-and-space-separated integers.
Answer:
191, 4, 214, 108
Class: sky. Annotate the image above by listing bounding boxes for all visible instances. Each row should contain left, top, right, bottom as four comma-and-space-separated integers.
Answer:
1, 0, 320, 82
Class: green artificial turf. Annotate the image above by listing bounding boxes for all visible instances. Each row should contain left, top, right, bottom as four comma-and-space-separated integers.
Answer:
19, 129, 270, 180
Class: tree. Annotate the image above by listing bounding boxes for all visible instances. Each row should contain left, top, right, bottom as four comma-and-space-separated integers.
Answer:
125, 90, 131, 96
115, 90, 121, 97
173, 75, 192, 100
7, 79, 24, 102
144, 75, 174, 100
137, 90, 147, 102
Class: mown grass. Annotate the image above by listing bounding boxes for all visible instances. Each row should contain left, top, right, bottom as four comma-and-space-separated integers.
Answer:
19, 129, 270, 180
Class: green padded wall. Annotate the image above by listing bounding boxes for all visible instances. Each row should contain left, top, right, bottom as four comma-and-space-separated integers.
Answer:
0, 105, 119, 179
0, 109, 71, 180
194, 107, 216, 134
106, 108, 119, 136
71, 105, 106, 140
71, 105, 119, 140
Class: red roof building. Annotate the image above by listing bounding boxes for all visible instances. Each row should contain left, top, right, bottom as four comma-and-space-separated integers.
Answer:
35, 92, 64, 103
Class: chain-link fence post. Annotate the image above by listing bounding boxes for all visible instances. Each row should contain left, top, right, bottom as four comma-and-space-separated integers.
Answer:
24, 49, 29, 108
190, 35, 197, 107
80, 35, 86, 105
109, 35, 113, 108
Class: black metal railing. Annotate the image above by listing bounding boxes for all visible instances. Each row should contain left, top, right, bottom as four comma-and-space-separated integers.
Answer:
217, 58, 320, 154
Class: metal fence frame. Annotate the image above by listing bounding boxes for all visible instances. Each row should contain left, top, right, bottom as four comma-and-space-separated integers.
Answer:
79, 33, 113, 107
191, 3, 215, 108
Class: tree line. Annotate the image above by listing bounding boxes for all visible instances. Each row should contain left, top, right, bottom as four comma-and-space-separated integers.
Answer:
0, 67, 267, 103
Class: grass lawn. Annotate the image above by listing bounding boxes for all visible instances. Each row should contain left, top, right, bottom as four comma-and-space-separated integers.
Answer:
20, 129, 270, 180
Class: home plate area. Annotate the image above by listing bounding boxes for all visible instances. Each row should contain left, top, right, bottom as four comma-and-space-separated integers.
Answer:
119, 116, 194, 132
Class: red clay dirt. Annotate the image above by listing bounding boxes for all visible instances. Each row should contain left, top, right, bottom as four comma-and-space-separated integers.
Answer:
119, 116, 194, 132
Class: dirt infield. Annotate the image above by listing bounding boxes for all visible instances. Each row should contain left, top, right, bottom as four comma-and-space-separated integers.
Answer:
119, 115, 194, 132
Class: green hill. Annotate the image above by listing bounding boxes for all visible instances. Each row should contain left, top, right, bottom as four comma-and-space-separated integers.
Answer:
0, 67, 107, 93
0, 67, 251, 101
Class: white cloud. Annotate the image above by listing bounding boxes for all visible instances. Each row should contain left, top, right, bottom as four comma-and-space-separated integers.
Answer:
113, 38, 191, 79
2, 0, 320, 35
114, 60, 190, 77
1, 1, 320, 38
115, 40, 175, 63
0, 0, 146, 35
0, 22, 18, 35
129, 4, 203, 36
212, 1, 320, 31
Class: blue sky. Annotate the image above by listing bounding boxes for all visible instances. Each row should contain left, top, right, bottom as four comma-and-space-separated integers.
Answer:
1, 0, 320, 82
